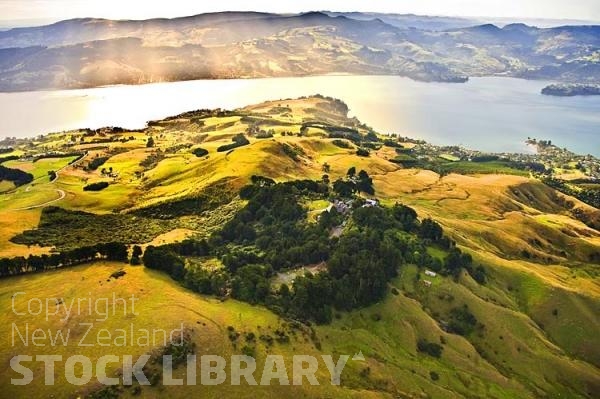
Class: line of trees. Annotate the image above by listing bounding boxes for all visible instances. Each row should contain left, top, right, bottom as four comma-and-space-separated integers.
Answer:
0, 155, 19, 164
34, 152, 85, 162
83, 181, 109, 191
216, 134, 249, 152
0, 242, 128, 277
85, 156, 109, 171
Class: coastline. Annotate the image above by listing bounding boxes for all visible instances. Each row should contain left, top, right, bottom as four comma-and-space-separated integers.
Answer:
1, 75, 599, 157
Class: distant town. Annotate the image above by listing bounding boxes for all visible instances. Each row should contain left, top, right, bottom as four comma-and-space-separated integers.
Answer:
402, 136, 600, 181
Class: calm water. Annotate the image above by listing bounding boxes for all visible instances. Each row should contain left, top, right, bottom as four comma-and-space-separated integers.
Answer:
1, 75, 599, 155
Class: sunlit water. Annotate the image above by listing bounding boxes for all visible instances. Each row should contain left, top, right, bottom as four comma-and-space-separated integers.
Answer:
1, 75, 599, 155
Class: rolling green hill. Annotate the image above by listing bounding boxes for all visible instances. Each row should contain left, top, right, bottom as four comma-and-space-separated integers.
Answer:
0, 96, 598, 398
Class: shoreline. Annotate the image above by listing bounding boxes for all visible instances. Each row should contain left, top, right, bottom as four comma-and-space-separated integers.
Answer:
0, 72, 562, 95
1, 75, 598, 157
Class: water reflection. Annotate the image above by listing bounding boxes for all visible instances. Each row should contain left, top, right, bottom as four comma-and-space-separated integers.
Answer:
1, 75, 599, 155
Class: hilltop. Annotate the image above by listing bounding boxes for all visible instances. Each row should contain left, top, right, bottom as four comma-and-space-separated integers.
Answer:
0, 96, 599, 398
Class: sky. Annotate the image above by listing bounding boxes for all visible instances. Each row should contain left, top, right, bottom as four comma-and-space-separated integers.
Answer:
1, 0, 600, 24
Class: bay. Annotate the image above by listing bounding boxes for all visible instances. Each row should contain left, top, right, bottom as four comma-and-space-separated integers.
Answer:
1, 75, 598, 155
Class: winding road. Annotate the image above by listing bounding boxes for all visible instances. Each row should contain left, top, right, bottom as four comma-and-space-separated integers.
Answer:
13, 152, 88, 211
14, 189, 66, 211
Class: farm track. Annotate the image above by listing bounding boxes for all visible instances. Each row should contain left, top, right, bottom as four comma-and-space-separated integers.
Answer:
14, 188, 66, 211
14, 152, 88, 211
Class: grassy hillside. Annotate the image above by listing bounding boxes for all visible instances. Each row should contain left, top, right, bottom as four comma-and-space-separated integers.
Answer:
0, 96, 598, 398
1, 261, 597, 398
1, 263, 357, 398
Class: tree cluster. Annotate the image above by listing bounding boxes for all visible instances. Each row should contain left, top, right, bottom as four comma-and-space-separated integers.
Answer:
543, 176, 600, 209
332, 167, 374, 197
356, 148, 371, 157
331, 139, 353, 149
446, 306, 478, 336
85, 156, 109, 171
0, 164, 33, 187
417, 339, 443, 358
143, 245, 186, 281
139, 179, 479, 324
216, 134, 249, 152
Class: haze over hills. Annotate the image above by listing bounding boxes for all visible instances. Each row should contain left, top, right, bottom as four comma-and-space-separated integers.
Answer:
0, 11, 599, 91
322, 11, 600, 30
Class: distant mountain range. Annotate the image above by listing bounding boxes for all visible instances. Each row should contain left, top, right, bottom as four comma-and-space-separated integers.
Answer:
0, 11, 599, 91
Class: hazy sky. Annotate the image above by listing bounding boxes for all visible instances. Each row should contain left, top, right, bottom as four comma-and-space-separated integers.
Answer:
1, 0, 600, 23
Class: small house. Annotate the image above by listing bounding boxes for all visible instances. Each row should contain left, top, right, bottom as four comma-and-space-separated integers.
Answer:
332, 199, 352, 214
363, 198, 379, 208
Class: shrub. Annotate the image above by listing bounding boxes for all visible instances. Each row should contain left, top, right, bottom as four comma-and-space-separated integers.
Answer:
468, 265, 487, 284
417, 339, 443, 358
356, 148, 370, 157
139, 153, 165, 170
446, 306, 478, 336
241, 345, 255, 357
110, 270, 126, 279
192, 147, 209, 157
130, 245, 143, 265
83, 181, 109, 191
332, 139, 353, 149
11, 206, 174, 251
